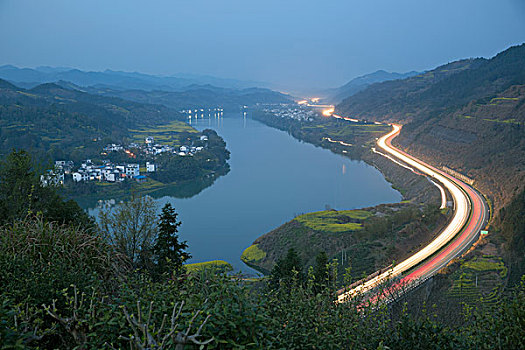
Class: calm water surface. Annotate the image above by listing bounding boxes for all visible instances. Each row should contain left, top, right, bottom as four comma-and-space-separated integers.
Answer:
90, 112, 401, 274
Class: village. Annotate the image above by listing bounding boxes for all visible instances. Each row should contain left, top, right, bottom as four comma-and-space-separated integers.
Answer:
40, 134, 209, 186
259, 103, 318, 122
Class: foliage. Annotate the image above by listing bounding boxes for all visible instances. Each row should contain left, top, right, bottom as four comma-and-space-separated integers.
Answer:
99, 195, 158, 268
497, 189, 525, 285
0, 149, 93, 227
0, 214, 524, 348
313, 251, 329, 291
0, 80, 183, 162
0, 217, 122, 308
153, 202, 190, 276
150, 129, 230, 184
269, 248, 304, 290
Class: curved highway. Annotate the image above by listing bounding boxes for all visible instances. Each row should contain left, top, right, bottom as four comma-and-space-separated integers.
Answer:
337, 124, 488, 303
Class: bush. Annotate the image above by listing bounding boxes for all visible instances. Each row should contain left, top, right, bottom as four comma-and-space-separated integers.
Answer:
0, 217, 125, 306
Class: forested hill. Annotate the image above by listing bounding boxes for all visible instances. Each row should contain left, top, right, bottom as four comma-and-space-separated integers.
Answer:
336, 44, 525, 125
336, 44, 525, 283
76, 84, 293, 110
335, 44, 525, 211
325, 69, 419, 104
0, 79, 183, 161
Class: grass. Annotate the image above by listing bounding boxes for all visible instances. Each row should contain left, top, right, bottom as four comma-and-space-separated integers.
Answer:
490, 97, 519, 103
295, 209, 372, 233
184, 260, 233, 273
447, 256, 507, 304
241, 244, 267, 264
130, 121, 198, 146
463, 257, 507, 277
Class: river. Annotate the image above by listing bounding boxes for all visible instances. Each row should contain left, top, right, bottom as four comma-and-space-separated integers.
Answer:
89, 112, 401, 274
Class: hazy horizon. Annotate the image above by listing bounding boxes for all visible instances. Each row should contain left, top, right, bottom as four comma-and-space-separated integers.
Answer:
1, 0, 524, 90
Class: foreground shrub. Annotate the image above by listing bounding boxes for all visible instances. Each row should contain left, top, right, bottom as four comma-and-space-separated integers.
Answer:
0, 217, 125, 307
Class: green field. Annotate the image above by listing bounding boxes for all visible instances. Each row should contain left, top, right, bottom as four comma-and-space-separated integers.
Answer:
447, 256, 507, 304
241, 244, 267, 265
129, 120, 198, 146
294, 209, 372, 233
184, 260, 233, 273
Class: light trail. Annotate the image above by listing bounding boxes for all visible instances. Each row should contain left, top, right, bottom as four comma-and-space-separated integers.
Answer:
337, 124, 486, 302
322, 137, 353, 147
372, 147, 447, 209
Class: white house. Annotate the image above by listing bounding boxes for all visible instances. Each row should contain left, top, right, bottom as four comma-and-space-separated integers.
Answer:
40, 171, 64, 186
125, 164, 140, 177
199, 135, 208, 141
72, 172, 83, 182
146, 162, 156, 172
145, 136, 154, 145
105, 172, 116, 182
180, 146, 188, 152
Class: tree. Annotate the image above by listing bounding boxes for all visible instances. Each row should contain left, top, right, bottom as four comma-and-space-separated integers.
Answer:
0, 149, 92, 227
99, 195, 158, 268
313, 251, 329, 292
269, 248, 303, 290
153, 203, 191, 276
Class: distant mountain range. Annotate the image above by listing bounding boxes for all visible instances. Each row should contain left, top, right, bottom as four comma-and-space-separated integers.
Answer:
57, 81, 292, 110
0, 65, 292, 110
0, 65, 269, 91
324, 70, 420, 103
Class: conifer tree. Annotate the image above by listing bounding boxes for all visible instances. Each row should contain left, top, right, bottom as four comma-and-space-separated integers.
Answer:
153, 202, 190, 276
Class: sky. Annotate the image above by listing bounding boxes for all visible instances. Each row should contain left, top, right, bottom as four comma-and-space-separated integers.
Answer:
1, 0, 524, 89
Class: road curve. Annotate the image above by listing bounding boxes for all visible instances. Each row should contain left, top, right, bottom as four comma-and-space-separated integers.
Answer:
337, 124, 487, 303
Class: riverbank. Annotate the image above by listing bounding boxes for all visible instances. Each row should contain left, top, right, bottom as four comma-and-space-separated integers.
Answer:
243, 110, 446, 279
61, 168, 228, 209
241, 203, 449, 285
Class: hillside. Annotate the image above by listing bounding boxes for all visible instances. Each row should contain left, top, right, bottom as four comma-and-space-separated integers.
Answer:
336, 44, 525, 213
326, 70, 419, 104
80, 84, 292, 110
242, 204, 447, 281
0, 79, 183, 161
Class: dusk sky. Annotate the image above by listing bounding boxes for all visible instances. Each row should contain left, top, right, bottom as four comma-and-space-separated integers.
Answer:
1, 0, 524, 89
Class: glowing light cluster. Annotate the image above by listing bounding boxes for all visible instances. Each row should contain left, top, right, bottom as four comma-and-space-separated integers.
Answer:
322, 107, 335, 116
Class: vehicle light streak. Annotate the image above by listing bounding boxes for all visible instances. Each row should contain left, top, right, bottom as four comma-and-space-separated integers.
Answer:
372, 147, 447, 209
323, 137, 352, 146
337, 124, 485, 303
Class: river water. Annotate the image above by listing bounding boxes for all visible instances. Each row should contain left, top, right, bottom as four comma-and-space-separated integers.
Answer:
89, 112, 401, 274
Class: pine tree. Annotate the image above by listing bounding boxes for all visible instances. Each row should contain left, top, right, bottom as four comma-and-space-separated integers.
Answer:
313, 251, 328, 292
269, 248, 303, 290
153, 203, 191, 276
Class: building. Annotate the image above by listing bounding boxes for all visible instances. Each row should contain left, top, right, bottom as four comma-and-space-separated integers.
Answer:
146, 162, 156, 172
145, 136, 154, 145
200, 135, 208, 141
40, 170, 64, 186
125, 164, 140, 177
